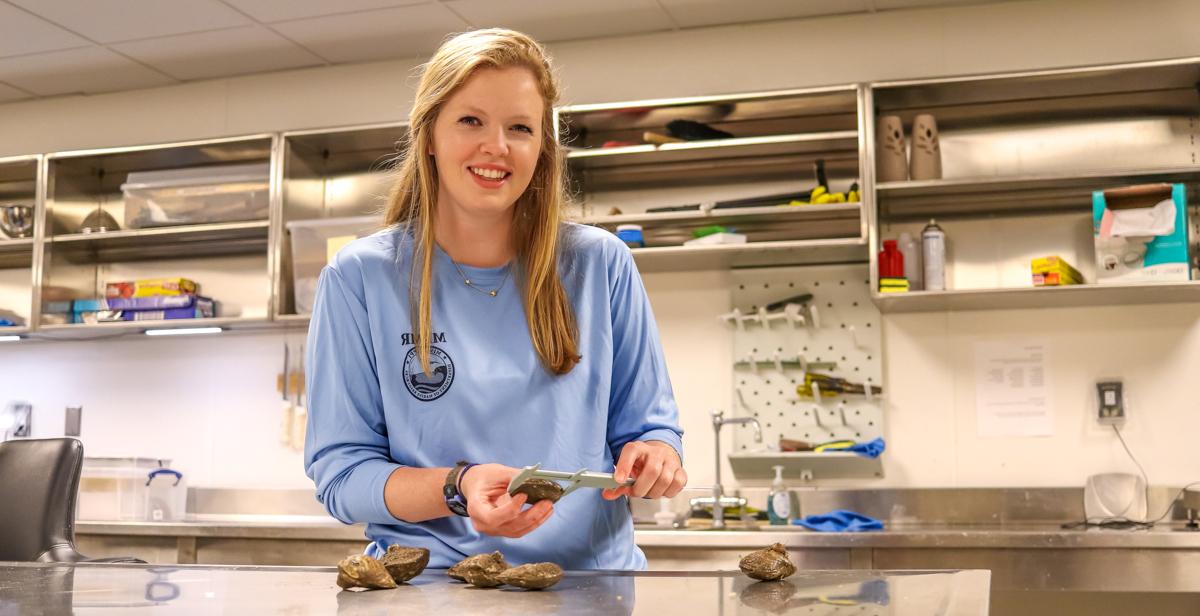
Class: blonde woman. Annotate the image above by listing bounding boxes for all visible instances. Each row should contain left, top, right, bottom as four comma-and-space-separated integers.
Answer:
304, 29, 686, 570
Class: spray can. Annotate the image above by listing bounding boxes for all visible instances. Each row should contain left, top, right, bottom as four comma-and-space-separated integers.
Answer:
921, 219, 946, 291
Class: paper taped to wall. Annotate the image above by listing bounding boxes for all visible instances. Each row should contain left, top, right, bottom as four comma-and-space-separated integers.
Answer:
974, 340, 1053, 437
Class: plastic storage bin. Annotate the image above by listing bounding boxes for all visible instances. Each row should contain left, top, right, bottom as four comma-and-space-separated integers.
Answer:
77, 457, 185, 521
288, 216, 381, 314
121, 162, 270, 229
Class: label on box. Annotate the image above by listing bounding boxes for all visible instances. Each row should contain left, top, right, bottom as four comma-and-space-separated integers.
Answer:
106, 278, 198, 298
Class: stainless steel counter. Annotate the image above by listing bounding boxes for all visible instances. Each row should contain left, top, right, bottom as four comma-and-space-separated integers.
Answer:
0, 561, 992, 615
75, 516, 1200, 549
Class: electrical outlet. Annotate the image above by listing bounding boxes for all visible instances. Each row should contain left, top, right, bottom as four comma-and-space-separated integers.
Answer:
1096, 380, 1125, 425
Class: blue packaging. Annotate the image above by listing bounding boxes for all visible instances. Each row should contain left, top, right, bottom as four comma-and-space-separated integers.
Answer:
1093, 183, 1190, 283
615, 224, 644, 248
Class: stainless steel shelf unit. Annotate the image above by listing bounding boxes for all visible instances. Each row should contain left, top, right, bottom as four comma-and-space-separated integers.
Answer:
868, 57, 1200, 310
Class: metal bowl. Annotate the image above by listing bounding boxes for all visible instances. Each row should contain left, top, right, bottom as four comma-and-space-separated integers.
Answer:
0, 204, 33, 239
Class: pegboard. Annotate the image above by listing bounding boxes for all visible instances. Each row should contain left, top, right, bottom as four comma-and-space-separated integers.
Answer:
724, 263, 884, 455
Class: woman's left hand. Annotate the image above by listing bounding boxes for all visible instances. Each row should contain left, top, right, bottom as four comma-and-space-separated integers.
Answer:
601, 440, 687, 500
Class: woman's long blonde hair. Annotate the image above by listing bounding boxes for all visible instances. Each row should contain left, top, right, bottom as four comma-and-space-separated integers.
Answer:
384, 29, 580, 376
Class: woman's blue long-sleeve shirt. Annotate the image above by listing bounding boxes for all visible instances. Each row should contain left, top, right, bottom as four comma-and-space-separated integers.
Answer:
304, 222, 683, 570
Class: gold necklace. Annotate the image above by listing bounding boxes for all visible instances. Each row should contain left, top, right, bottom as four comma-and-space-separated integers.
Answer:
450, 258, 512, 297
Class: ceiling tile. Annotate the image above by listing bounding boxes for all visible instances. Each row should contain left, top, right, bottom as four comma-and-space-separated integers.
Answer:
658, 0, 870, 28
0, 47, 175, 97
444, 0, 675, 41
0, 81, 34, 103
7, 0, 251, 44
111, 25, 326, 81
221, 0, 432, 23
271, 4, 469, 64
0, 3, 90, 57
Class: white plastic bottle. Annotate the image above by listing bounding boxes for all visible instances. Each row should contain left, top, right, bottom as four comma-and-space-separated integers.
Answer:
922, 219, 946, 291
898, 232, 923, 291
767, 465, 791, 526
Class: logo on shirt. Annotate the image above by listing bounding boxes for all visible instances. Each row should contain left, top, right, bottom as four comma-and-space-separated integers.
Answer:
402, 345, 455, 401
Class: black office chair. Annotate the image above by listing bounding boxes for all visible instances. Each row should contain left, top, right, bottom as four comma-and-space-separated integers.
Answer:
0, 437, 144, 563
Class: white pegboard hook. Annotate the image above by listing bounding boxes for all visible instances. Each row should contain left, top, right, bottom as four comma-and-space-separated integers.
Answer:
837, 401, 849, 427
848, 325, 868, 350
812, 406, 824, 428
763, 307, 792, 328
756, 306, 769, 328
745, 352, 758, 374
865, 377, 875, 403
784, 303, 806, 328
735, 387, 750, 409
796, 353, 808, 382
771, 350, 784, 372
718, 307, 744, 332
811, 380, 823, 406
809, 304, 821, 330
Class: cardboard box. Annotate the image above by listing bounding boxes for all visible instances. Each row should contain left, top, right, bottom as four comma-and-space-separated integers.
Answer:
106, 278, 198, 298
72, 295, 214, 323
1093, 183, 1190, 283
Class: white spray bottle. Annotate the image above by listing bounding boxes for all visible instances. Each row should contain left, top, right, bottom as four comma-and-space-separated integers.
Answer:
767, 465, 791, 526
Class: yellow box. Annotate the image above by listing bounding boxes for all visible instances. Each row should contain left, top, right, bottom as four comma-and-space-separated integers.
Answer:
1031, 256, 1083, 282
106, 278, 198, 299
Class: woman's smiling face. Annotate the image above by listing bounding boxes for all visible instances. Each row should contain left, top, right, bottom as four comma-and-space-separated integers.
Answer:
429, 65, 544, 220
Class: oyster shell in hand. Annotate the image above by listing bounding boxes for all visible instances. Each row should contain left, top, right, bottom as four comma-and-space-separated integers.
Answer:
511, 478, 565, 504
496, 562, 564, 590
336, 555, 398, 590
738, 543, 796, 581
448, 551, 510, 588
378, 544, 430, 583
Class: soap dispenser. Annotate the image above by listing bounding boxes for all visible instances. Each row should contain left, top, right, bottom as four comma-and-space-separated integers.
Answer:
767, 465, 791, 526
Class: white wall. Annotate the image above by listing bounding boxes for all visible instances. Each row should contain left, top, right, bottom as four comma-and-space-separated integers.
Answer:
3, 0, 1200, 491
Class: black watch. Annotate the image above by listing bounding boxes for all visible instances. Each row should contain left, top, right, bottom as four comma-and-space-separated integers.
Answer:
444, 460, 474, 517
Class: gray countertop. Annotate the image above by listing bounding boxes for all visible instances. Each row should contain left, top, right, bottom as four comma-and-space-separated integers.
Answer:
0, 561, 991, 615
75, 516, 1200, 549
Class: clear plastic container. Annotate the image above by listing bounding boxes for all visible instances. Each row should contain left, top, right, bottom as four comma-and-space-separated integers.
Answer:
287, 216, 381, 314
146, 468, 187, 522
78, 457, 183, 521
121, 163, 269, 229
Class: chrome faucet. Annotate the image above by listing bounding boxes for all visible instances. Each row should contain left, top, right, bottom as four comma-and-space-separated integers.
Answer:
706, 409, 762, 530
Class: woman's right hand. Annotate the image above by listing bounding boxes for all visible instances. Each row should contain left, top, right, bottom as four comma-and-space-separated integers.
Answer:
458, 463, 554, 538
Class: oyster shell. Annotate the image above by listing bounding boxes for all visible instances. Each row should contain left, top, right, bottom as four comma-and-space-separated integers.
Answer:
448, 551, 510, 588
738, 543, 796, 581
511, 478, 564, 504
496, 562, 564, 590
378, 544, 430, 583
336, 555, 397, 590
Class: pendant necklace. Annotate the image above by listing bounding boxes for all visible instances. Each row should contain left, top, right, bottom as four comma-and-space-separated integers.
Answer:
450, 258, 511, 297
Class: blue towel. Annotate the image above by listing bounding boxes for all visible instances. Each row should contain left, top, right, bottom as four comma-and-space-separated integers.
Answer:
792, 509, 884, 532
847, 437, 885, 458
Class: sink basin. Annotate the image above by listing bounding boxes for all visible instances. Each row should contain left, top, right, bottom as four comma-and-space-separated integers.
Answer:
637, 520, 787, 532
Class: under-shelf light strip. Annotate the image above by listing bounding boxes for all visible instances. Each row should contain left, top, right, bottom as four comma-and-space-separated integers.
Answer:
143, 327, 224, 337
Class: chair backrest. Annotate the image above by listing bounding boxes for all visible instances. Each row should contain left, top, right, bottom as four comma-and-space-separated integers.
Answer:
0, 438, 84, 561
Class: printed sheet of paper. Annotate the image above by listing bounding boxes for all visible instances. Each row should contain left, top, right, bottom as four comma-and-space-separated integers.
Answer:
974, 340, 1053, 437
